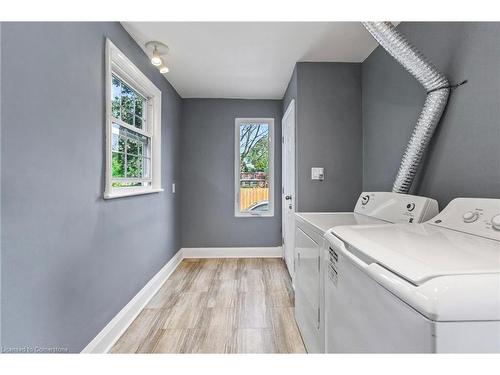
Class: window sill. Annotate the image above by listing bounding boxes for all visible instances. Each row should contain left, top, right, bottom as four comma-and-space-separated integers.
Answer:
235, 213, 275, 218
104, 188, 164, 200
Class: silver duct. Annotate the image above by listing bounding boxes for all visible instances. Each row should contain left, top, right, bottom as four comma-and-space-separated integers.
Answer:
362, 22, 450, 194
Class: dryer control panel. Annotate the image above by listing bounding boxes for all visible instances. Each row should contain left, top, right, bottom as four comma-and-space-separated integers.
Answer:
353, 192, 439, 224
429, 198, 500, 241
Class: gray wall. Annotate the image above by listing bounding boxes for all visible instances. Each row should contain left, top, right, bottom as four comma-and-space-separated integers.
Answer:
362, 22, 500, 206
1, 23, 183, 352
291, 62, 363, 212
181, 99, 282, 247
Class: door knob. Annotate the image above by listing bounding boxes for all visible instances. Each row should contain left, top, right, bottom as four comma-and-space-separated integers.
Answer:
285, 195, 292, 200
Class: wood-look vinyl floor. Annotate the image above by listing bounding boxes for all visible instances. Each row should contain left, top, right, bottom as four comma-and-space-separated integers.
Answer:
111, 258, 306, 354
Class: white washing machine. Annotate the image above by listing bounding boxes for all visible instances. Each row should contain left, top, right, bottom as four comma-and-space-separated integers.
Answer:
325, 198, 500, 353
294, 191, 439, 353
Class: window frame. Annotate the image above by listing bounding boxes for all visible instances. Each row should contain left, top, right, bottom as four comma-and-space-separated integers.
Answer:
234, 118, 275, 218
104, 39, 163, 199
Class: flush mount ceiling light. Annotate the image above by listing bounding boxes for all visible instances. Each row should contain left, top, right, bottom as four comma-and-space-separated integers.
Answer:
145, 41, 170, 73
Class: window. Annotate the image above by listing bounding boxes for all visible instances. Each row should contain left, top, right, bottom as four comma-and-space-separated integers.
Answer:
235, 118, 274, 217
104, 40, 162, 199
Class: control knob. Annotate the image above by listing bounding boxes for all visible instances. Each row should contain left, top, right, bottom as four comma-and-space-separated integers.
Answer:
491, 214, 500, 231
463, 211, 479, 223
361, 195, 370, 205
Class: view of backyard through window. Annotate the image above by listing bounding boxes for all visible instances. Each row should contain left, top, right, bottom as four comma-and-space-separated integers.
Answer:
111, 74, 151, 188
238, 122, 270, 213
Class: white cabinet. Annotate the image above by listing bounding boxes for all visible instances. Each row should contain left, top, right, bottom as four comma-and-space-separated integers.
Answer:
294, 219, 324, 353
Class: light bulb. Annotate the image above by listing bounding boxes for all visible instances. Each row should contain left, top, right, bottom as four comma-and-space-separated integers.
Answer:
159, 63, 169, 74
151, 46, 162, 66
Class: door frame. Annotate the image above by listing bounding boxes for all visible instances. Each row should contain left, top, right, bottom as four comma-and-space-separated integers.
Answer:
281, 99, 296, 279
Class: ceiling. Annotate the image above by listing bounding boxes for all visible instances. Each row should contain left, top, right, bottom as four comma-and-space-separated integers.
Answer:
122, 22, 381, 99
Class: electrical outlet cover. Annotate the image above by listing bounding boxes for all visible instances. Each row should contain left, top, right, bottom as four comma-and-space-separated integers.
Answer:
311, 167, 324, 181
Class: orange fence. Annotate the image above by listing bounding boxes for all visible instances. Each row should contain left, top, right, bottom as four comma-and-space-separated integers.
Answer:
240, 187, 269, 211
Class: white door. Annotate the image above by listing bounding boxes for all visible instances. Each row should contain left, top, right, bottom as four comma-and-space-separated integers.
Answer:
282, 99, 296, 278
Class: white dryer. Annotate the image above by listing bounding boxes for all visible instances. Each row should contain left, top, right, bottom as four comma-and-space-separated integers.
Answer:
294, 192, 439, 353
325, 198, 500, 353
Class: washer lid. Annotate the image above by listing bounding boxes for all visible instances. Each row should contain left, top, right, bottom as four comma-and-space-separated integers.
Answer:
332, 223, 500, 286
328, 224, 500, 321
295, 212, 387, 234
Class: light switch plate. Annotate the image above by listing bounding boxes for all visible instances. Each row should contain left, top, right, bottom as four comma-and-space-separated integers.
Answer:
311, 167, 324, 181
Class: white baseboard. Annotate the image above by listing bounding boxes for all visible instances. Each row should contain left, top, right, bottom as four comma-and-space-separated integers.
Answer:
81, 246, 282, 353
81, 249, 183, 354
182, 246, 283, 258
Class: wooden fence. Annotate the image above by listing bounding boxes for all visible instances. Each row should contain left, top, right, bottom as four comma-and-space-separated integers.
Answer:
240, 187, 269, 211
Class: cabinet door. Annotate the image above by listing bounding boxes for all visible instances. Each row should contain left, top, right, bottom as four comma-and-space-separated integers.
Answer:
295, 226, 321, 353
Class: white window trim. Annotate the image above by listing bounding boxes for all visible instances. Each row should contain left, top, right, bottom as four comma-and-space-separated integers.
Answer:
104, 39, 163, 199
234, 118, 275, 218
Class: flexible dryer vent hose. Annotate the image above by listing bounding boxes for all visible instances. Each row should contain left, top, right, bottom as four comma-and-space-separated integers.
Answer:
362, 22, 450, 194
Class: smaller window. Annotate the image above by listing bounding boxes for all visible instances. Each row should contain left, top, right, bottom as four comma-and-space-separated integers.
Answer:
235, 118, 274, 217
104, 40, 162, 199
